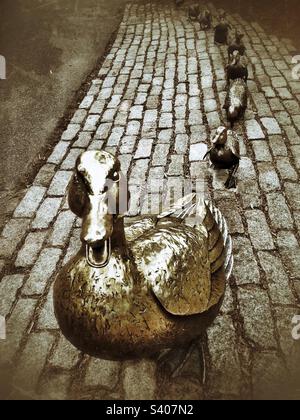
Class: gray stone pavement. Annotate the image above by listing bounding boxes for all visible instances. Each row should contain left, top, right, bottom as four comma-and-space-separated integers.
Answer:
1, 1, 300, 400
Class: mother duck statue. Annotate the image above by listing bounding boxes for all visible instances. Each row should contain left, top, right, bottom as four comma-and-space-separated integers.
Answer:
54, 151, 233, 360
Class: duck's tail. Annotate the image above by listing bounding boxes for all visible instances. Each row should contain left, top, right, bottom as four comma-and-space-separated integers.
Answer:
157, 193, 198, 220
202, 201, 233, 282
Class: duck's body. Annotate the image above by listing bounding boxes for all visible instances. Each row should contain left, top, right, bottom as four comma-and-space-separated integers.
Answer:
209, 142, 240, 169
54, 214, 226, 359
226, 53, 248, 84
228, 42, 246, 60
205, 127, 240, 189
214, 15, 231, 45
214, 23, 230, 44
54, 151, 233, 359
228, 32, 246, 60
224, 78, 248, 127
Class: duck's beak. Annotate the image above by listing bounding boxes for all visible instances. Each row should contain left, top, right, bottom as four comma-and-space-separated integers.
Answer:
82, 194, 114, 269
212, 133, 221, 145
85, 237, 111, 269
213, 128, 226, 145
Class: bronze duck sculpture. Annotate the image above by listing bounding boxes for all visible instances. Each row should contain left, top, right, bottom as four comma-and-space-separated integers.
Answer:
224, 78, 248, 128
188, 4, 200, 21
54, 151, 233, 360
204, 127, 240, 189
228, 31, 246, 61
226, 51, 248, 85
199, 9, 212, 30
214, 13, 231, 45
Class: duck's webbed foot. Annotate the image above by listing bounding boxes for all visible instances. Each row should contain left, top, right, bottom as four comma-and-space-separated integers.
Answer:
225, 164, 239, 189
157, 339, 207, 385
225, 174, 236, 189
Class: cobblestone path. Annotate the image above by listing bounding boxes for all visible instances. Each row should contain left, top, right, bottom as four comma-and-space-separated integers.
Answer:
1, 1, 300, 400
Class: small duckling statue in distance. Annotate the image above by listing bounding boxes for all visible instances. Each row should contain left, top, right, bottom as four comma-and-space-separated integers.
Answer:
204, 127, 240, 189
199, 8, 212, 30
224, 78, 248, 128
226, 51, 248, 85
228, 31, 246, 61
214, 12, 231, 45
188, 4, 200, 21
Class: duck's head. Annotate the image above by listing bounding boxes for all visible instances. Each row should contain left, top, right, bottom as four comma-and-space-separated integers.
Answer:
235, 31, 245, 44
212, 126, 228, 146
219, 12, 226, 22
68, 151, 128, 268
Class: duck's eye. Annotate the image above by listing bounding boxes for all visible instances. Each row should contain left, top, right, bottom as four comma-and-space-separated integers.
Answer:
111, 171, 120, 182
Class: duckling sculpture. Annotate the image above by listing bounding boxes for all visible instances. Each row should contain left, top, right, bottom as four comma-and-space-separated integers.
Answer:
214, 13, 231, 45
226, 51, 248, 85
54, 151, 233, 360
188, 4, 200, 21
228, 31, 246, 61
204, 127, 240, 189
224, 78, 248, 127
199, 9, 212, 30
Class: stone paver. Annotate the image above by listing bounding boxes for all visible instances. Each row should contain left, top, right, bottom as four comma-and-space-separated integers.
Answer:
0, 275, 24, 316
14, 186, 46, 218
15, 231, 48, 268
23, 248, 62, 295
0, 1, 300, 401
49, 336, 80, 370
32, 198, 63, 229
85, 359, 121, 390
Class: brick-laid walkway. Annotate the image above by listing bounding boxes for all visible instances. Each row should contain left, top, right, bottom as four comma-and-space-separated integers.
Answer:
1, 1, 300, 400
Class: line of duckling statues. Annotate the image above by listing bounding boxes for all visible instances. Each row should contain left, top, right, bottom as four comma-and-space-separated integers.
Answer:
53, 4, 246, 365
186, 5, 249, 190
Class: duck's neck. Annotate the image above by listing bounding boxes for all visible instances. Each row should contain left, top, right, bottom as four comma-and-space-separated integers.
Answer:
111, 216, 129, 258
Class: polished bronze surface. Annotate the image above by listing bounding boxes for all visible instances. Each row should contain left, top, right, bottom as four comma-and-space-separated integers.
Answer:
54, 151, 233, 360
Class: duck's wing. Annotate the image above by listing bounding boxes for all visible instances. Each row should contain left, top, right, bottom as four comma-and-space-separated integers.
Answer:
158, 197, 233, 314
203, 201, 233, 310
125, 216, 157, 242
127, 194, 210, 316
131, 222, 212, 317
125, 194, 199, 243
228, 131, 241, 159
130, 195, 233, 316
203, 201, 233, 280
183, 199, 232, 280
158, 194, 233, 285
